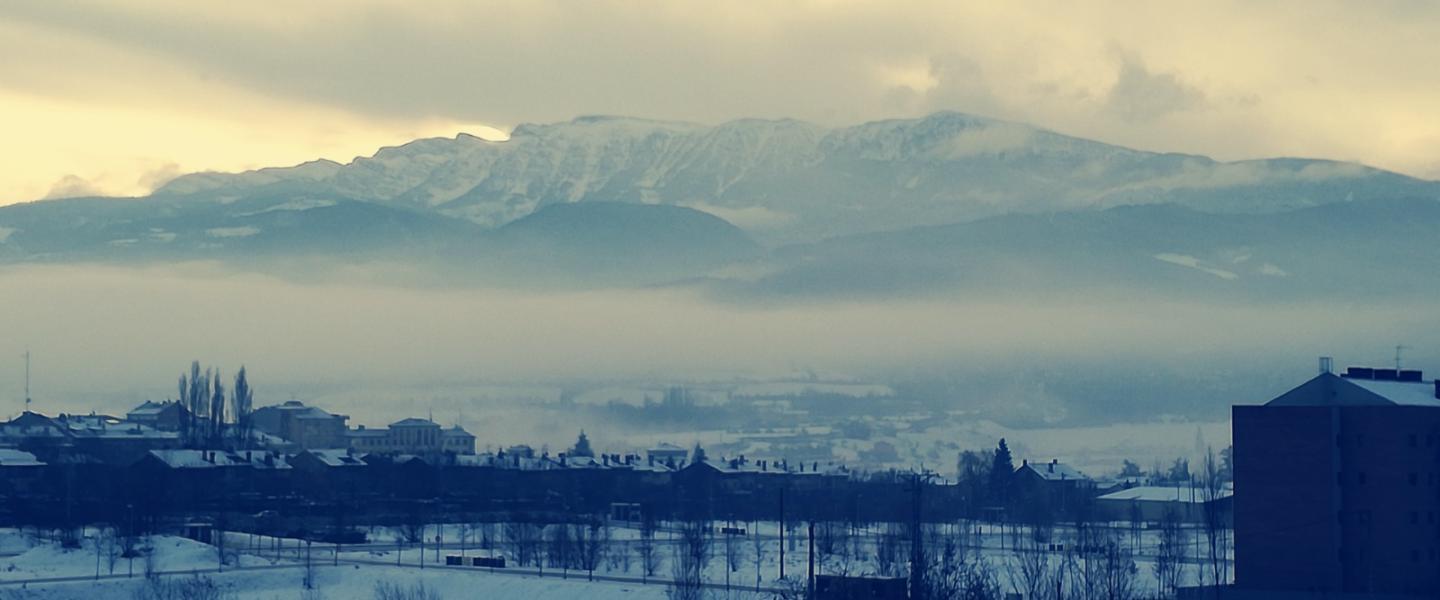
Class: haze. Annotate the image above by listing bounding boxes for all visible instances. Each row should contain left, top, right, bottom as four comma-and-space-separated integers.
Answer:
1, 263, 1433, 429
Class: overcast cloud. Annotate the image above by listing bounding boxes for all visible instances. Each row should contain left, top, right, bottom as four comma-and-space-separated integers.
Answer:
2, 0, 1438, 202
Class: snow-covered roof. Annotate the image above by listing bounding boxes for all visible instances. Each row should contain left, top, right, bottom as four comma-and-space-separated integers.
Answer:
127, 401, 169, 416
1347, 378, 1440, 408
1097, 485, 1233, 503
390, 418, 439, 428
1019, 460, 1090, 482
1266, 373, 1440, 408
0, 448, 44, 467
300, 449, 367, 467
144, 450, 290, 469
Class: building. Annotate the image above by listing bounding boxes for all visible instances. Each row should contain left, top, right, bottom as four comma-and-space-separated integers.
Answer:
646, 442, 689, 467
346, 418, 475, 456
250, 401, 349, 449
125, 401, 189, 431
1095, 485, 1232, 525
0, 411, 179, 464
441, 425, 476, 455
1012, 459, 1096, 518
1233, 366, 1440, 598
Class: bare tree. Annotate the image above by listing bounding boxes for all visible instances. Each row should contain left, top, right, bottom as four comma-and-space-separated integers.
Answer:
875, 522, 907, 578
814, 520, 851, 575
230, 367, 254, 447
576, 521, 609, 581
1200, 447, 1230, 593
547, 523, 576, 575
372, 581, 442, 600
504, 520, 545, 569
723, 523, 745, 591
132, 574, 234, 600
1097, 534, 1139, 600
1153, 508, 1188, 598
926, 555, 1002, 600
749, 521, 769, 591
637, 513, 660, 582
1012, 519, 1054, 600
669, 519, 711, 600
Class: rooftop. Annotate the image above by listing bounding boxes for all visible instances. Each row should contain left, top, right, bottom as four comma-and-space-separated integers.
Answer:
1264, 371, 1440, 408
1097, 485, 1233, 503
0, 448, 44, 467
1018, 459, 1090, 482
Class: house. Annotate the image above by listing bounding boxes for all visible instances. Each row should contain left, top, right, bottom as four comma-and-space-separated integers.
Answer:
1233, 366, 1440, 597
0, 412, 72, 458
125, 401, 189, 432
1012, 459, 1096, 518
1094, 485, 1232, 525
290, 449, 369, 498
251, 401, 350, 449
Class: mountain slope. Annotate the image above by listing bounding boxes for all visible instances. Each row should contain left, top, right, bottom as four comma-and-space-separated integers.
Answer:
726, 196, 1440, 302
151, 112, 1440, 242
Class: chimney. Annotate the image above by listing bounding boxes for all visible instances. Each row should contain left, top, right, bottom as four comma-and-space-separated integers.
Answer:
1434, 380, 1439, 400
1049, 459, 1056, 474
1319, 356, 1333, 374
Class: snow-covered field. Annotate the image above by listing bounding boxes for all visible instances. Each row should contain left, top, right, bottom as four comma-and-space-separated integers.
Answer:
0, 521, 1228, 599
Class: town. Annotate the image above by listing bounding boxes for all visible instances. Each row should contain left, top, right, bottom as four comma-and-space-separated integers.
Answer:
0, 357, 1431, 599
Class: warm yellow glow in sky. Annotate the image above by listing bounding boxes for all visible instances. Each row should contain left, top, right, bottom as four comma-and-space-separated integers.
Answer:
2, 0, 1437, 204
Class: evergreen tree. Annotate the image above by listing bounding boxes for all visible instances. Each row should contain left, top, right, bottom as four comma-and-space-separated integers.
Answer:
570, 430, 595, 458
988, 438, 1014, 505
691, 443, 708, 464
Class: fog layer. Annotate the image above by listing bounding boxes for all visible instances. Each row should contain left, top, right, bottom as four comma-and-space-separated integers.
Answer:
0, 264, 1433, 425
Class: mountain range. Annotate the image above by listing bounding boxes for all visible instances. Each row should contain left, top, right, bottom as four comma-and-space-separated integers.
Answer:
2, 111, 1437, 299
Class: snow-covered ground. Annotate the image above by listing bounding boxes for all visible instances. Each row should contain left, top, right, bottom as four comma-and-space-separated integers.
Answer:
0, 521, 1228, 598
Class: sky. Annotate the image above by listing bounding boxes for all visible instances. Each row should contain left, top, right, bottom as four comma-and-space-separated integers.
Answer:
2, 0, 1439, 204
